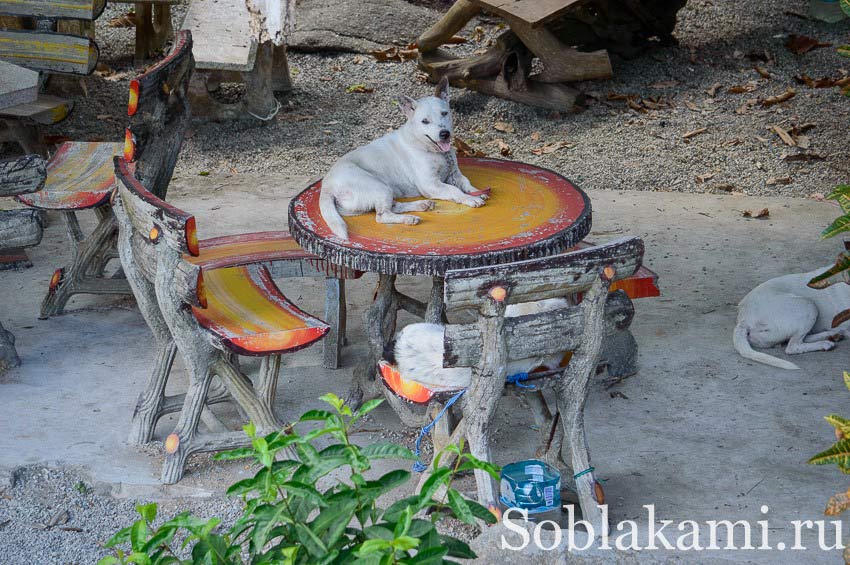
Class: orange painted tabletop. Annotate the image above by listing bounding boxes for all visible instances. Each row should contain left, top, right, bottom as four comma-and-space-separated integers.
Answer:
288, 158, 591, 276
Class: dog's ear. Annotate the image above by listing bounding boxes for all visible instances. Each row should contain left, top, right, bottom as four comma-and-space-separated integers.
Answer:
397, 95, 417, 118
435, 77, 450, 101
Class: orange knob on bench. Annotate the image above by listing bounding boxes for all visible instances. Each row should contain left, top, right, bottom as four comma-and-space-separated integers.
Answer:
602, 265, 616, 281
128, 79, 139, 116
489, 286, 507, 302
185, 217, 199, 256
164, 433, 179, 454
149, 225, 160, 243
123, 128, 135, 162
196, 270, 208, 309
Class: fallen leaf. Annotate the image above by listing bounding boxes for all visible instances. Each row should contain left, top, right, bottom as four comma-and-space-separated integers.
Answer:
685, 101, 700, 112
723, 138, 743, 147
695, 173, 715, 183
754, 66, 771, 79
712, 183, 735, 192
649, 80, 678, 89
530, 131, 541, 142
531, 141, 574, 155
495, 139, 511, 156
493, 121, 515, 133
45, 510, 70, 529
472, 26, 485, 42
683, 127, 707, 140
107, 11, 135, 27
761, 88, 796, 107
369, 45, 418, 63
198, 171, 210, 176
742, 208, 770, 219
453, 137, 485, 157
705, 83, 722, 97
795, 135, 811, 149
352, 55, 365, 65
786, 34, 832, 55
783, 152, 825, 162
790, 123, 816, 135
770, 125, 795, 146
727, 82, 759, 94
345, 83, 374, 94
766, 176, 792, 185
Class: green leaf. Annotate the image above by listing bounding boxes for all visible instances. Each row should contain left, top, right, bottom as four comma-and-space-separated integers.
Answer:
310, 499, 357, 548
136, 503, 157, 523
446, 490, 475, 525
280, 481, 328, 508
125, 552, 152, 565
418, 468, 452, 504
141, 525, 178, 553
291, 456, 349, 484
226, 467, 268, 496
244, 422, 257, 438
394, 507, 413, 537
130, 521, 149, 552
826, 185, 850, 201
839, 45, 850, 58
844, 372, 850, 393
808, 251, 850, 288
364, 525, 395, 541
404, 545, 448, 564
464, 499, 499, 524
391, 535, 419, 552
212, 447, 254, 461
299, 409, 334, 422
439, 535, 477, 559
295, 523, 328, 558
356, 538, 392, 556
96, 557, 120, 565
382, 496, 422, 523
320, 393, 344, 412
822, 216, 850, 240
103, 525, 133, 548
251, 504, 294, 554
352, 399, 384, 421
809, 438, 850, 468
360, 442, 416, 461
826, 415, 850, 438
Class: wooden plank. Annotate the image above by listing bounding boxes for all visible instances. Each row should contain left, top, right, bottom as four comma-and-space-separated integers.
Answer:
474, 0, 585, 28
0, 93, 73, 124
444, 237, 644, 310
0, 30, 99, 75
0, 61, 37, 111
0, 154, 45, 196
180, 0, 257, 71
443, 290, 633, 368
0, 0, 106, 20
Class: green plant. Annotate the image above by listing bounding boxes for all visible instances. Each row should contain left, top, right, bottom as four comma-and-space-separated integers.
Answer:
98, 393, 499, 564
808, 186, 850, 305
73, 480, 90, 495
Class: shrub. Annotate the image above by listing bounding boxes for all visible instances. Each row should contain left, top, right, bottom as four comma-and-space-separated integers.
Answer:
98, 393, 499, 564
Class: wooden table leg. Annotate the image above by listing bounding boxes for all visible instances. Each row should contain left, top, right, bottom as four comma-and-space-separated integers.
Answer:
346, 274, 397, 409
424, 276, 446, 324
135, 2, 173, 63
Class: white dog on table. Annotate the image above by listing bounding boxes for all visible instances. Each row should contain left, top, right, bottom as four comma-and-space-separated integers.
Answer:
319, 77, 487, 240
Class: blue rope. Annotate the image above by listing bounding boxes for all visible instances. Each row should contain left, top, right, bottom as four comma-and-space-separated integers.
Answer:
412, 389, 466, 472
573, 466, 595, 480
506, 372, 536, 389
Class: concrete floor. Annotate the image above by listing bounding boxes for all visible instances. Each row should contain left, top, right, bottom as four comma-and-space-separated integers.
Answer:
2, 174, 849, 562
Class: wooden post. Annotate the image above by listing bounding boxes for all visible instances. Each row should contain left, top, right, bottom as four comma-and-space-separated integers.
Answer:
323, 277, 345, 369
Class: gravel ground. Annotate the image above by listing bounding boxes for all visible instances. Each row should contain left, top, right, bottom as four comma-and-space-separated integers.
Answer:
23, 0, 850, 198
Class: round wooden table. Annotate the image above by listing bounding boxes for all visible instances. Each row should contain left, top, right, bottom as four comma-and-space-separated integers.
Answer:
288, 157, 592, 411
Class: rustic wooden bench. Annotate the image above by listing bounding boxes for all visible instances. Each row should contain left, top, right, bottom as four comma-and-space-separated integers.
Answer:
378, 237, 646, 529
181, 0, 293, 120
0, 154, 46, 373
0, 0, 103, 152
113, 155, 332, 483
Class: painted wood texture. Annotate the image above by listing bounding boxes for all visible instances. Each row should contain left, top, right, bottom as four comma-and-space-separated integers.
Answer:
0, 0, 106, 20
443, 237, 644, 310
474, 0, 584, 28
0, 61, 37, 111
0, 209, 43, 249
0, 30, 99, 75
180, 0, 257, 70
288, 157, 591, 276
0, 93, 72, 124
192, 265, 329, 356
573, 241, 659, 299
0, 154, 45, 196
16, 142, 120, 210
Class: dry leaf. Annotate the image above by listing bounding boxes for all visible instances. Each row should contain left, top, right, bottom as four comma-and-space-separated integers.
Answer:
495, 139, 511, 156
754, 66, 771, 79
786, 34, 832, 55
649, 80, 678, 89
712, 183, 735, 192
472, 26, 485, 42
352, 55, 366, 65
695, 173, 715, 183
493, 121, 515, 133
369, 45, 418, 63
766, 176, 792, 185
345, 84, 374, 94
723, 138, 743, 147
108, 11, 135, 27
825, 489, 850, 517
783, 152, 824, 162
743, 208, 770, 219
530, 131, 541, 142
770, 125, 795, 146
445, 35, 467, 44
531, 141, 574, 155
727, 82, 759, 94
685, 101, 700, 112
761, 88, 796, 107
705, 83, 722, 97
683, 127, 707, 140
795, 135, 811, 149
453, 137, 485, 157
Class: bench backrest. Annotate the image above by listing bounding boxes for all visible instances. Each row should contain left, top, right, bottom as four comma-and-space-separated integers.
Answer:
441, 237, 644, 369
0, 1, 104, 75
124, 30, 194, 199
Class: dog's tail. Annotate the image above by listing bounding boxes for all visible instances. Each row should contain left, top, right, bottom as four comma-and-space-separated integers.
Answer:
319, 188, 349, 240
733, 323, 800, 370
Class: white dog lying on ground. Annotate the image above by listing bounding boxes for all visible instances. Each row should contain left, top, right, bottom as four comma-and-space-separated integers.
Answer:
319, 77, 487, 240
390, 299, 568, 390
733, 268, 850, 370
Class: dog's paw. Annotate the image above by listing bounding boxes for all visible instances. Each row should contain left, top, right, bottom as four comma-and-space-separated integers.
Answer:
462, 196, 485, 208
822, 341, 837, 351
403, 215, 421, 225
417, 200, 436, 211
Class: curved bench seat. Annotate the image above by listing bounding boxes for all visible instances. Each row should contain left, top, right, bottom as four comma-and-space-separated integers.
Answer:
188, 231, 362, 279
192, 265, 329, 356
17, 142, 121, 210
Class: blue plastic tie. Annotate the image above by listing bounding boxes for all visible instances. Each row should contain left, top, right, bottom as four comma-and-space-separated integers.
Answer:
506, 372, 536, 390
573, 466, 595, 480
412, 389, 466, 472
